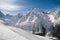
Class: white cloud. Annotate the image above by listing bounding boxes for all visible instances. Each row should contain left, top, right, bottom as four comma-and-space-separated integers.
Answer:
0, 4, 22, 11
0, 0, 22, 11
0, 0, 15, 3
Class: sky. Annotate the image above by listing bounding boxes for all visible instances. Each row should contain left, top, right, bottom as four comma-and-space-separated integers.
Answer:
0, 0, 60, 15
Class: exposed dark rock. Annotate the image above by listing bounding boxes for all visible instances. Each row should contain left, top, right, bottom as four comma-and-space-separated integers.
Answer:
0, 11, 5, 18
52, 24, 60, 38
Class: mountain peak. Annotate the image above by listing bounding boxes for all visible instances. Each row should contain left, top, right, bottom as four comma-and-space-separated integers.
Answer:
28, 8, 43, 12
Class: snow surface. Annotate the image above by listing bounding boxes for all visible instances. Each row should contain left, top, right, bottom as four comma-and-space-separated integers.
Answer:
0, 22, 52, 40
0, 23, 28, 40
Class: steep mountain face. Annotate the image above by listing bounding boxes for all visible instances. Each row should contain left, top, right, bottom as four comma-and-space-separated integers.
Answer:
10, 14, 23, 26
48, 8, 60, 26
5, 14, 13, 19
15, 8, 53, 35
0, 11, 6, 24
0, 11, 5, 19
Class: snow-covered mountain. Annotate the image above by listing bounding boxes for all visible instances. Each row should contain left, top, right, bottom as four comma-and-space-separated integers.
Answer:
0, 11, 13, 25
15, 8, 53, 35
0, 11, 52, 40
5, 13, 23, 26
0, 11, 23, 26
0, 9, 53, 36
0, 8, 60, 40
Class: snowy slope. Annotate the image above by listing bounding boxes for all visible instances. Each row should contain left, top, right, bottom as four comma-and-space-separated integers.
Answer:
0, 23, 28, 40
15, 8, 53, 35
0, 22, 52, 40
